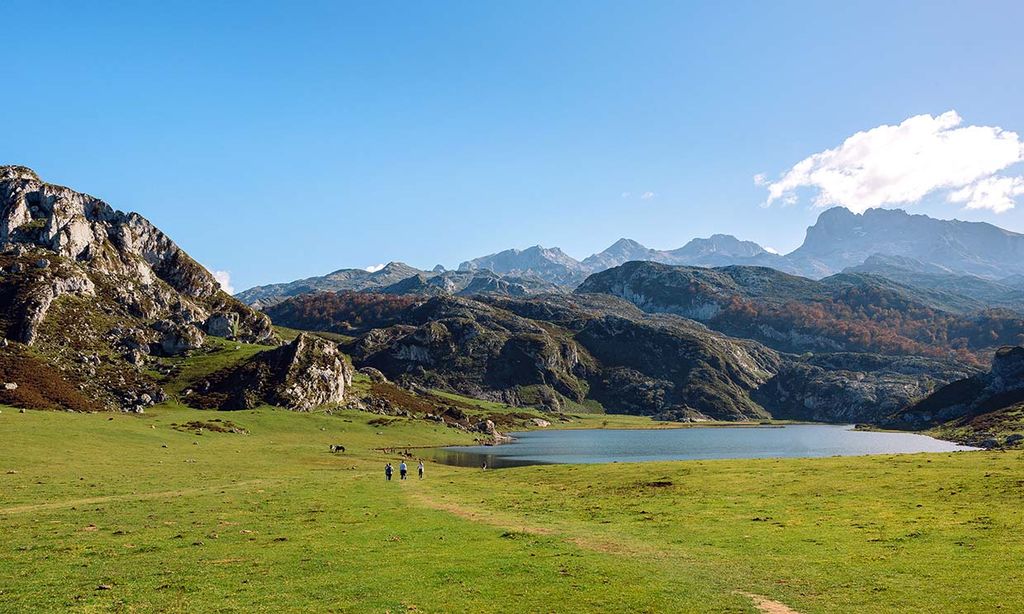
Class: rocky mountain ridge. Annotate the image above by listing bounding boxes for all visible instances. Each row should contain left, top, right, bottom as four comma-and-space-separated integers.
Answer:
239, 206, 1024, 311
0, 166, 346, 413
885, 345, 1024, 447
265, 289, 973, 424
578, 261, 1024, 363
237, 262, 562, 307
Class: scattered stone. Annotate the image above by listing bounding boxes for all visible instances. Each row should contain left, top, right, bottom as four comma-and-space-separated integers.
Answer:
35, 258, 49, 269
2, 382, 17, 390
1004, 433, 1023, 446
530, 418, 551, 428
96, 584, 112, 591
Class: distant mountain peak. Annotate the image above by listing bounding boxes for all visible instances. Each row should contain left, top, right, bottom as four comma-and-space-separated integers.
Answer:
457, 244, 585, 285
791, 206, 1024, 279
609, 237, 645, 249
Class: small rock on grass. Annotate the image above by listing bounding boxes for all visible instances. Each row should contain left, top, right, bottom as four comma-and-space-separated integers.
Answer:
96, 584, 112, 591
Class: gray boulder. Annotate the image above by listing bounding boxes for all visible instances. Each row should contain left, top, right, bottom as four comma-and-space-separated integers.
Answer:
358, 367, 389, 383
204, 312, 239, 338
153, 320, 205, 356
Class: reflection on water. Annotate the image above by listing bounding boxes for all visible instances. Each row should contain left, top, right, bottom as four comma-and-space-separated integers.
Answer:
426, 424, 978, 469
425, 447, 551, 469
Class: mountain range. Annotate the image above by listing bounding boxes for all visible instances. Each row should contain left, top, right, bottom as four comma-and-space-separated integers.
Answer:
2, 165, 1022, 447
454, 207, 1024, 285
238, 207, 1024, 310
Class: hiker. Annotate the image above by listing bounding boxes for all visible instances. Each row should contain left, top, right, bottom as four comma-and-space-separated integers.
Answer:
385, 462, 393, 481
418, 460, 425, 479
399, 461, 408, 480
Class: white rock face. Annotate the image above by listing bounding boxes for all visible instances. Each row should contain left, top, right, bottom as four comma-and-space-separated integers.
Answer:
0, 165, 274, 346
0, 165, 218, 298
272, 334, 354, 411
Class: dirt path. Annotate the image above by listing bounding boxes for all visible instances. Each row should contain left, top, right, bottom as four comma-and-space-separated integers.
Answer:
408, 490, 803, 613
737, 591, 803, 614
0, 479, 271, 515
406, 490, 555, 536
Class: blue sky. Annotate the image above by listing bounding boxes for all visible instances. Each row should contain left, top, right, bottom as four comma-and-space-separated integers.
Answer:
3, 1, 1024, 291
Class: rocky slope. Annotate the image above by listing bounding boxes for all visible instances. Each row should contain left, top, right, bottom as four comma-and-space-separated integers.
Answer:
578, 261, 1024, 363
884, 346, 1024, 446
0, 166, 347, 413
267, 290, 970, 424
184, 333, 353, 411
843, 254, 1024, 314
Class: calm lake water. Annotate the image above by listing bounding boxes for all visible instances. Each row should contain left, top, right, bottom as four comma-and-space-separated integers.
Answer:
427, 424, 978, 468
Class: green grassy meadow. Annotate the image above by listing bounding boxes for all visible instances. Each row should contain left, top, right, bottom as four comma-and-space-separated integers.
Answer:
2, 400, 1023, 613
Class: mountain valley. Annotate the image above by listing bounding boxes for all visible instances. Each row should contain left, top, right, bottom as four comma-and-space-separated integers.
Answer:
1, 165, 1022, 448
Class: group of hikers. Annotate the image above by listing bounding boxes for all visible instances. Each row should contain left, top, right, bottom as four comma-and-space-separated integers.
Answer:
385, 460, 424, 481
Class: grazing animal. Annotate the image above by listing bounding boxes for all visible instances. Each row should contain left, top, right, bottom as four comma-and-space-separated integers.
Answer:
329, 444, 346, 453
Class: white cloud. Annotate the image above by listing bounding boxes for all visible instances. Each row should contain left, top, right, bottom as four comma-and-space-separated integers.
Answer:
210, 270, 234, 295
621, 191, 632, 198
365, 263, 386, 273
759, 110, 1024, 213
640, 191, 656, 200
948, 175, 1024, 213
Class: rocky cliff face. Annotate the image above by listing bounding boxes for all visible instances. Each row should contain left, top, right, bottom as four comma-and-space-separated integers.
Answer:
186, 333, 353, 411
350, 296, 595, 410
888, 346, 1024, 431
757, 353, 975, 423
0, 165, 274, 411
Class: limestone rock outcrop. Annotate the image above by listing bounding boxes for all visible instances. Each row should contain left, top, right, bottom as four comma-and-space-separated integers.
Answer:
187, 334, 353, 411
0, 165, 276, 411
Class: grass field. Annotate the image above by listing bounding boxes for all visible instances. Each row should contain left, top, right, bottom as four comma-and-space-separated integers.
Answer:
2, 401, 1023, 613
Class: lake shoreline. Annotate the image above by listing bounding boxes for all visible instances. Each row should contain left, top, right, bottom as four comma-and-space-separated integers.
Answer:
428, 423, 980, 468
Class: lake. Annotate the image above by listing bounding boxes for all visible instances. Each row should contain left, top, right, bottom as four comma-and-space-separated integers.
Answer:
427, 424, 978, 468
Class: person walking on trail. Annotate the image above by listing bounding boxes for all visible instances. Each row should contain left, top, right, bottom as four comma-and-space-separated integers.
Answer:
418, 460, 425, 479
399, 461, 408, 480
385, 463, 393, 481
